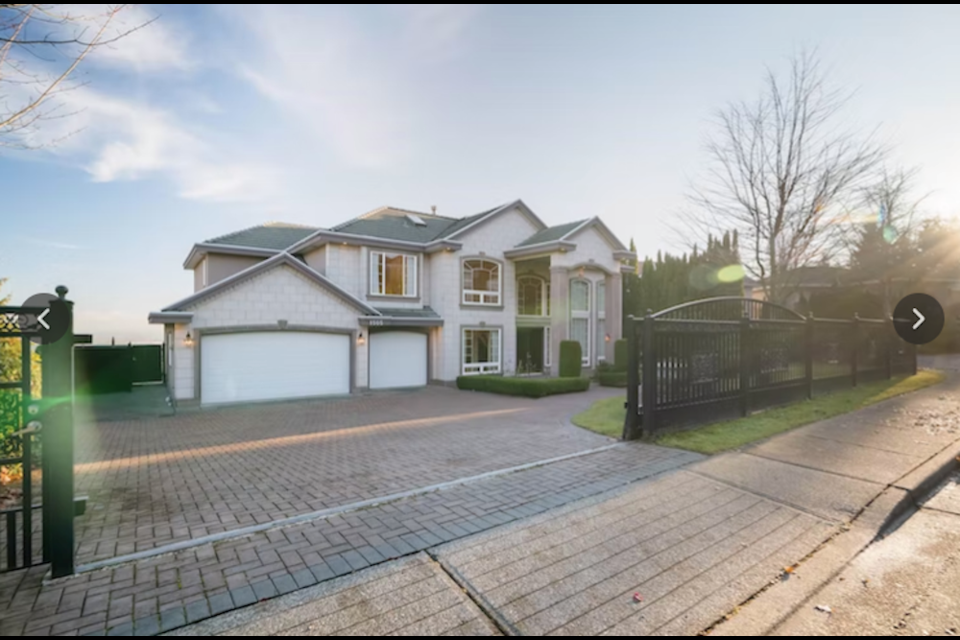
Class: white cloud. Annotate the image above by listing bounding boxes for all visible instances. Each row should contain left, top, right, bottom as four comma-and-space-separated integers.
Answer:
22, 86, 281, 203
393, 4, 482, 57
235, 5, 482, 169
96, 7, 190, 71
24, 4, 191, 72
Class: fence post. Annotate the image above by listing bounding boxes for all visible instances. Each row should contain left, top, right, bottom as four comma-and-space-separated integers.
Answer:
623, 315, 640, 441
42, 286, 75, 578
805, 313, 814, 400
851, 313, 860, 388
885, 315, 893, 380
641, 310, 657, 438
739, 312, 750, 417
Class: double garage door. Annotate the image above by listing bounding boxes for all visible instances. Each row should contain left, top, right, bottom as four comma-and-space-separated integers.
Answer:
200, 330, 427, 406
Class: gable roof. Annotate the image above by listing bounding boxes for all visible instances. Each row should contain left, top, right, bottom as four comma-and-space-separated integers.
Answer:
516, 220, 588, 247
205, 223, 319, 251
434, 206, 503, 239
160, 252, 379, 316
565, 217, 630, 252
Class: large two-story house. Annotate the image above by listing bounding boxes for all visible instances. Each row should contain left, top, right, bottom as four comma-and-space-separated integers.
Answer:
148, 200, 632, 407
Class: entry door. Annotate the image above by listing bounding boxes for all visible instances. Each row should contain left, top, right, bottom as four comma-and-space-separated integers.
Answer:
516, 327, 544, 373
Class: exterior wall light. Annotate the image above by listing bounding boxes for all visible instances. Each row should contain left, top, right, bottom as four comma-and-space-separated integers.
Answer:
605, 334, 611, 343
357, 332, 365, 345
183, 332, 194, 347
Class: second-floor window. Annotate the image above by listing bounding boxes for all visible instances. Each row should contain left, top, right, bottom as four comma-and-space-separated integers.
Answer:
370, 251, 417, 297
517, 275, 550, 316
462, 259, 501, 305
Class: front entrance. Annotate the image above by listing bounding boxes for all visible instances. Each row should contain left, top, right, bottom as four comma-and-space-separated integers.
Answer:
516, 327, 545, 374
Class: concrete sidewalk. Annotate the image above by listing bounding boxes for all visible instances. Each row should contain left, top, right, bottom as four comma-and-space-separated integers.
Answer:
169, 374, 960, 636
769, 472, 960, 636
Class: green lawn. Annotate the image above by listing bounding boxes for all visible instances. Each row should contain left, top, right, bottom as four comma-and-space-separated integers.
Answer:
571, 370, 947, 453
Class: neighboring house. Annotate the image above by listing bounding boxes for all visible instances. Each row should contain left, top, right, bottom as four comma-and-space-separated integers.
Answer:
148, 200, 633, 407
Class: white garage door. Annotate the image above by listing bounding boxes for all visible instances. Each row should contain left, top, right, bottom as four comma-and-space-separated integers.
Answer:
201, 331, 350, 406
369, 331, 427, 389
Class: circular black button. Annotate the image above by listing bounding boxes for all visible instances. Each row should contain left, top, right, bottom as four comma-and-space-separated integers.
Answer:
893, 293, 944, 345
18, 293, 70, 345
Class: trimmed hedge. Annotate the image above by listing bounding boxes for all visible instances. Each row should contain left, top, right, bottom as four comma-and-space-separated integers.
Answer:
598, 371, 628, 388
456, 375, 590, 398
613, 339, 628, 372
559, 340, 582, 378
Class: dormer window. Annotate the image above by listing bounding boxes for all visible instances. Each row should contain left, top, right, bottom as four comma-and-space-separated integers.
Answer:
405, 213, 427, 226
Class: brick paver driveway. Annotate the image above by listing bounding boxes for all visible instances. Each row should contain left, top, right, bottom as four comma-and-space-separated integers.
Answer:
73, 386, 619, 566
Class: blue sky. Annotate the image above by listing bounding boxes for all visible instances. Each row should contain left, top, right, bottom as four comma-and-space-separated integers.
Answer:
1, 4, 959, 343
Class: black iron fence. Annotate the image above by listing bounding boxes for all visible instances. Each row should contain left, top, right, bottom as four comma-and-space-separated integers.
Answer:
624, 297, 917, 440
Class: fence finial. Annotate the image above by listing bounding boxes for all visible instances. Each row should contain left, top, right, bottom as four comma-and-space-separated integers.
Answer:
55, 285, 68, 299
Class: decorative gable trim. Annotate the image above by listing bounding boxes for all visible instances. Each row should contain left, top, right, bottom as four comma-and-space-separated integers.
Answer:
160, 252, 380, 315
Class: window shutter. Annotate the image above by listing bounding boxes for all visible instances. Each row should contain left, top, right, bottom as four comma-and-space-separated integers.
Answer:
370, 252, 381, 294
404, 255, 417, 296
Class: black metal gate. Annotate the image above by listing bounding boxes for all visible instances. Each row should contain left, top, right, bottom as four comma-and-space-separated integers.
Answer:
623, 297, 918, 440
0, 286, 77, 577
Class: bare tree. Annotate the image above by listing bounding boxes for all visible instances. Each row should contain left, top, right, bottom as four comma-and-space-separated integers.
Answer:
680, 50, 887, 304
0, 4, 149, 147
848, 166, 928, 315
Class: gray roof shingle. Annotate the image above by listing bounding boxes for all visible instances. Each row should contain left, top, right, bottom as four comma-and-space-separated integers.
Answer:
331, 205, 510, 243
206, 223, 319, 250
333, 208, 457, 243
515, 220, 586, 247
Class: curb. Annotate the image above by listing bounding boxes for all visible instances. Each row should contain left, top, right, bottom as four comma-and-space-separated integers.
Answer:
881, 445, 960, 536
707, 441, 960, 637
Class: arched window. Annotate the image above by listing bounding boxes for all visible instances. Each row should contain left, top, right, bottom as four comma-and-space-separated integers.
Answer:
517, 275, 548, 316
462, 259, 501, 305
569, 279, 591, 365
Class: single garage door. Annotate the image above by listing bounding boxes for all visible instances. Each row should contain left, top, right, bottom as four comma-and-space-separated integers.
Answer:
201, 331, 350, 406
369, 331, 427, 389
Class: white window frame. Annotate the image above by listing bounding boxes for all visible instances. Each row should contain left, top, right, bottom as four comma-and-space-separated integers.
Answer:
597, 281, 606, 362
370, 251, 418, 297
462, 327, 502, 375
462, 259, 502, 306
201, 258, 208, 288
570, 279, 591, 366
517, 275, 549, 317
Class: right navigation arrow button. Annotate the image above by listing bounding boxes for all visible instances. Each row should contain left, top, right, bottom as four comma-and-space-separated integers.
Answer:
912, 308, 925, 330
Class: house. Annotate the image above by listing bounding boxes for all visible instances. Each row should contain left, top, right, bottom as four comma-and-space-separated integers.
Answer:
148, 200, 633, 407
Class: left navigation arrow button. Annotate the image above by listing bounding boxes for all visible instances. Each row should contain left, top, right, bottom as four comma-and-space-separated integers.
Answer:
37, 308, 50, 330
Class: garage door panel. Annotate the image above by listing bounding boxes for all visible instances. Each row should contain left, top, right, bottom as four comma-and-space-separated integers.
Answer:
369, 331, 427, 389
201, 332, 350, 405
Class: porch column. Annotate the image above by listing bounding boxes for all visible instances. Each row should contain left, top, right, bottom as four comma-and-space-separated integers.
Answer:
606, 273, 622, 361
549, 266, 568, 376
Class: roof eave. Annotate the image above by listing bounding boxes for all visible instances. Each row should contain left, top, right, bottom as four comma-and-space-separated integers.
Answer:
359, 316, 444, 327
503, 241, 577, 259
288, 230, 445, 254
147, 311, 194, 324
613, 250, 635, 261
183, 243, 280, 269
